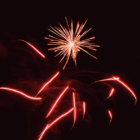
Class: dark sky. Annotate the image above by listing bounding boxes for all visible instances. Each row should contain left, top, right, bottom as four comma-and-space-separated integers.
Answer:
0, 1, 139, 140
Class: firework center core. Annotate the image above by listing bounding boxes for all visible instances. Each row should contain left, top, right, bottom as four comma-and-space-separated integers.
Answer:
69, 42, 74, 47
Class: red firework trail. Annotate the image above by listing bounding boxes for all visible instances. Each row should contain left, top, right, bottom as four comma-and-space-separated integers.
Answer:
103, 88, 115, 103
46, 86, 69, 118
0, 87, 41, 100
90, 77, 137, 105
17, 39, 45, 58
36, 71, 60, 97
113, 77, 137, 105
38, 108, 74, 140
82, 101, 86, 120
70, 92, 76, 130
73, 93, 76, 125
108, 110, 112, 125
108, 88, 115, 98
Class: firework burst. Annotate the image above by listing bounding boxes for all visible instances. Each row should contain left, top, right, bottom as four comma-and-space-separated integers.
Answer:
45, 17, 100, 69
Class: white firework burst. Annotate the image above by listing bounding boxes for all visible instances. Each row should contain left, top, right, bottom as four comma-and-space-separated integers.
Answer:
45, 17, 100, 69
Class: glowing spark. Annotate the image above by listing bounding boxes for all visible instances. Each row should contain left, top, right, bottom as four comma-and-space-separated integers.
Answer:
38, 108, 74, 140
103, 88, 115, 103
73, 93, 76, 124
0, 87, 41, 100
90, 77, 137, 105
45, 17, 100, 69
46, 86, 69, 118
70, 92, 76, 131
83, 101, 86, 119
114, 77, 137, 106
36, 71, 60, 96
108, 88, 115, 97
108, 110, 112, 125
17, 39, 45, 58
89, 77, 119, 86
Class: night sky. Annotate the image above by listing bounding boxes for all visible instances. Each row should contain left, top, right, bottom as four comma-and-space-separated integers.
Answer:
0, 1, 139, 140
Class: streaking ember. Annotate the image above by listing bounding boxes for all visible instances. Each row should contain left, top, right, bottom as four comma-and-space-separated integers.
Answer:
82, 101, 86, 120
70, 92, 76, 130
45, 17, 100, 69
36, 71, 60, 97
108, 88, 115, 98
38, 108, 74, 140
103, 88, 115, 103
46, 86, 69, 118
73, 93, 76, 125
89, 76, 137, 106
114, 77, 137, 106
17, 39, 45, 58
108, 110, 112, 125
0, 87, 41, 100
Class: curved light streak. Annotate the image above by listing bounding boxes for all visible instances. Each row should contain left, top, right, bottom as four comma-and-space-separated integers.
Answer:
90, 77, 137, 105
46, 86, 69, 118
108, 88, 115, 98
83, 101, 86, 119
70, 92, 76, 131
73, 93, 76, 124
0, 87, 41, 100
108, 110, 112, 125
36, 71, 60, 96
38, 108, 74, 140
114, 77, 137, 106
103, 88, 115, 103
17, 39, 45, 58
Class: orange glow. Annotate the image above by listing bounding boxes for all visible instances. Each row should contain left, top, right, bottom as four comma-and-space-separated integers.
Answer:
46, 86, 69, 118
36, 71, 60, 96
83, 101, 86, 119
38, 108, 74, 140
90, 77, 137, 105
108, 110, 112, 125
17, 39, 45, 58
0, 87, 41, 100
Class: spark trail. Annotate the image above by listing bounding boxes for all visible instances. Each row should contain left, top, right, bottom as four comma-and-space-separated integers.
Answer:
82, 101, 86, 120
103, 88, 115, 103
38, 108, 74, 140
46, 86, 69, 118
17, 39, 45, 58
45, 17, 99, 69
0, 87, 41, 100
70, 92, 76, 131
108, 110, 112, 125
89, 77, 137, 105
73, 93, 76, 125
36, 71, 60, 97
